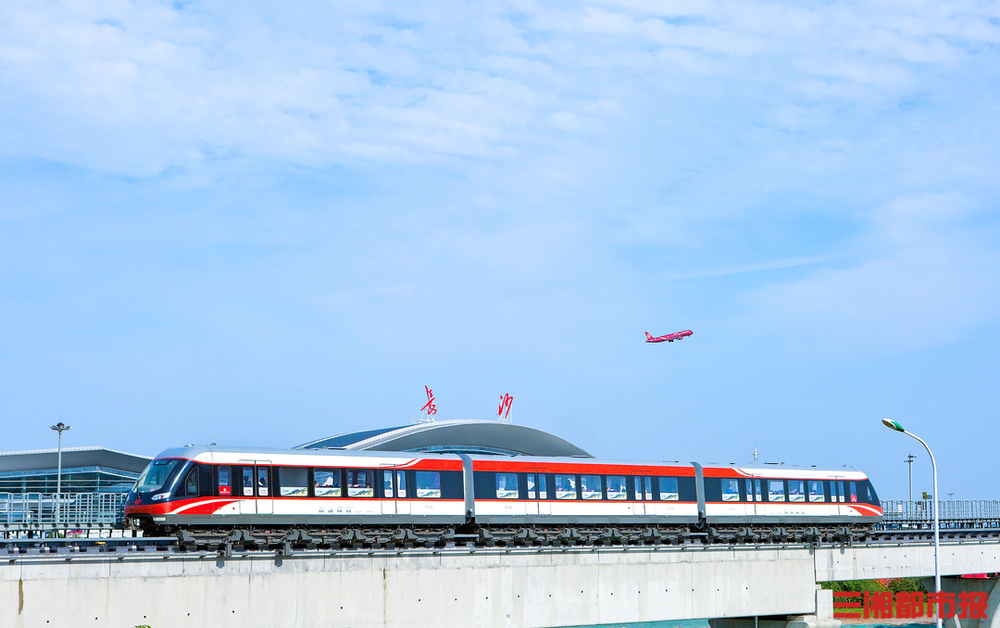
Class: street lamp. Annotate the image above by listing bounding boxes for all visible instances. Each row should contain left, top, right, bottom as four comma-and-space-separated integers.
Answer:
882, 418, 940, 628
49, 422, 70, 526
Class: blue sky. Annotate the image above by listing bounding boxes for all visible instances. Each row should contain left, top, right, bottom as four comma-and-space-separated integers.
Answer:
2, 0, 999, 500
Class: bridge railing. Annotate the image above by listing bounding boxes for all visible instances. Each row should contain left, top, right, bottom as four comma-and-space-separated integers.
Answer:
0, 492, 128, 528
881, 499, 1000, 528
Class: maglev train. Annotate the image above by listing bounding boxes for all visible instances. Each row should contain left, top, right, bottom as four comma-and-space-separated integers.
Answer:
123, 446, 882, 538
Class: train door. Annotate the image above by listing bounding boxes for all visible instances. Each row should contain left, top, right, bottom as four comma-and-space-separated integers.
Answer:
239, 460, 273, 515
239, 460, 255, 514
750, 476, 762, 518
633, 476, 646, 516
395, 471, 410, 515
828, 478, 843, 517
525, 474, 539, 515
256, 462, 273, 514
380, 468, 396, 515
537, 474, 551, 515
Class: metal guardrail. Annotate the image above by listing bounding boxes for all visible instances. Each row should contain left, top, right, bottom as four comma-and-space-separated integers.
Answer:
881, 500, 1000, 528
0, 492, 128, 527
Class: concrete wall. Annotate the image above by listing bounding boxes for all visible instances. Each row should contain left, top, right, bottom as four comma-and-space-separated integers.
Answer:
4, 546, 816, 628
8, 539, 1000, 627
816, 540, 1000, 582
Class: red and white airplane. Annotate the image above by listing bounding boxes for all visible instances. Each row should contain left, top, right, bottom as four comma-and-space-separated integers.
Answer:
645, 329, 693, 343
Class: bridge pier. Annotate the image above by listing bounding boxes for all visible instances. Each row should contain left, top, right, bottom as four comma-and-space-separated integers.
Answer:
709, 587, 841, 628
922, 577, 1000, 628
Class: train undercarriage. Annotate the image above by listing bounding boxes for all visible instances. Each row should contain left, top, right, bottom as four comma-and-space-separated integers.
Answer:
137, 521, 873, 556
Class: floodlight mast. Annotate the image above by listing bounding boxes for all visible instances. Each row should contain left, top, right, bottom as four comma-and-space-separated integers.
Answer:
49, 422, 70, 526
881, 418, 941, 628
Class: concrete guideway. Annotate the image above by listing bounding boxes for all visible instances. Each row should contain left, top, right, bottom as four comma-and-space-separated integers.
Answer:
5, 545, 817, 628
4, 539, 1000, 627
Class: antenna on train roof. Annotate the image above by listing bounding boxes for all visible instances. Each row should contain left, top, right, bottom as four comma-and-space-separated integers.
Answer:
752, 435, 759, 463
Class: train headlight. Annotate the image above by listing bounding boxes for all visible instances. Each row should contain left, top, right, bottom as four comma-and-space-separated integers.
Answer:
151, 493, 170, 501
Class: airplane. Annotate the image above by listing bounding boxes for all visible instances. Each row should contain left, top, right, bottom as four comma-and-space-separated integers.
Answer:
645, 329, 693, 343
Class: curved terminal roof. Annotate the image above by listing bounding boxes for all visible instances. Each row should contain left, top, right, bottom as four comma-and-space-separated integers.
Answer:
0, 446, 151, 474
295, 420, 592, 458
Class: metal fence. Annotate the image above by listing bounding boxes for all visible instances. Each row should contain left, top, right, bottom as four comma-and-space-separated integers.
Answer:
0, 492, 128, 526
881, 499, 1000, 528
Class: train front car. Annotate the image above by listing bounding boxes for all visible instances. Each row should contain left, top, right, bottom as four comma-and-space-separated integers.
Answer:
124, 446, 472, 534
124, 447, 206, 533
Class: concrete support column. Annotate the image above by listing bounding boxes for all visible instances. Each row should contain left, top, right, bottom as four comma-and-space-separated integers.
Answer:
709, 587, 841, 628
921, 577, 1000, 628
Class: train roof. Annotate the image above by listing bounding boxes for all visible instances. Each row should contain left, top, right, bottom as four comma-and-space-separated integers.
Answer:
153, 446, 462, 462
149, 447, 867, 478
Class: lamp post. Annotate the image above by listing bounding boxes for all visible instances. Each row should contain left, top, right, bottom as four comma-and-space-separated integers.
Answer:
49, 422, 70, 526
883, 418, 940, 628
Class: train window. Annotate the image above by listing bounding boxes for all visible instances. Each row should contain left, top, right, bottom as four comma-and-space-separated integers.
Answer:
257, 468, 269, 497
791, 480, 807, 502
314, 469, 341, 497
658, 477, 679, 501
242, 468, 254, 497
279, 467, 308, 497
607, 476, 627, 500
850, 482, 857, 503
527, 474, 536, 499
417, 471, 441, 498
347, 470, 374, 498
788, 480, 805, 502
722, 479, 740, 502
396, 471, 407, 498
581, 475, 602, 500
745, 479, 754, 501
218, 466, 231, 496
495, 473, 518, 499
634, 477, 643, 501
555, 474, 577, 499
538, 474, 547, 499
808, 481, 824, 502
755, 479, 762, 501
184, 468, 199, 496
645, 476, 653, 501
768, 480, 785, 502
838, 481, 845, 503
383, 470, 394, 498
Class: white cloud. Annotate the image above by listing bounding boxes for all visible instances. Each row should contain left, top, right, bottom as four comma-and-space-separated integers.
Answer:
1, 0, 996, 180
740, 194, 1000, 355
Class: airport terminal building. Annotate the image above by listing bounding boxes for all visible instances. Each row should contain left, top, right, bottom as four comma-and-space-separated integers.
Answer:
0, 420, 588, 527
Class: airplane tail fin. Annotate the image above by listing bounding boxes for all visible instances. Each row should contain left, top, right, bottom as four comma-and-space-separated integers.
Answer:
644, 332, 653, 341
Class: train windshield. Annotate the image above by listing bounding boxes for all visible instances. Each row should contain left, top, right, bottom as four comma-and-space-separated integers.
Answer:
865, 480, 881, 506
134, 459, 183, 494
